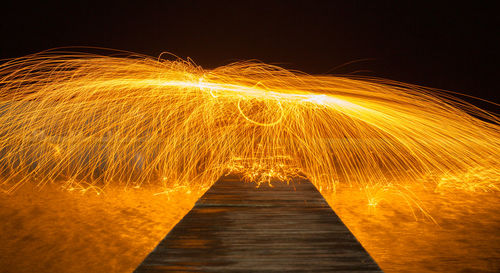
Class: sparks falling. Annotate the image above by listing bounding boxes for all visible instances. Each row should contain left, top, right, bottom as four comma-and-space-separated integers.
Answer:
0, 49, 498, 196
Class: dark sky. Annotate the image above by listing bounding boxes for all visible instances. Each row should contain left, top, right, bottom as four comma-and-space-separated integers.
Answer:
1, 1, 498, 109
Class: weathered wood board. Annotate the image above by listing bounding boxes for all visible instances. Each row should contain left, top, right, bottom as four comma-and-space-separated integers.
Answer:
134, 175, 382, 272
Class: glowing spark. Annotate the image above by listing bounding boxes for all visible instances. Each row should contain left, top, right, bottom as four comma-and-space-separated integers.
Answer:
0, 49, 498, 198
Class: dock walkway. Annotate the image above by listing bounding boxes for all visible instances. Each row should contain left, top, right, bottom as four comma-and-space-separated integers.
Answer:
135, 175, 382, 272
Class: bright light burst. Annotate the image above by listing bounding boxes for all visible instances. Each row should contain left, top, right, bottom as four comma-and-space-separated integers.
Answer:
0, 49, 498, 195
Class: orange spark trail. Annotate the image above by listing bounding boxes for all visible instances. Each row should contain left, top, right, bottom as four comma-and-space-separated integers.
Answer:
0, 49, 498, 200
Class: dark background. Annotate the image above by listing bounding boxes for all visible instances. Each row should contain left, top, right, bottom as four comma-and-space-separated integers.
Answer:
1, 1, 498, 109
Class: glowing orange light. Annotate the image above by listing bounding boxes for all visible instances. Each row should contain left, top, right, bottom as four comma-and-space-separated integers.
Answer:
0, 49, 498, 201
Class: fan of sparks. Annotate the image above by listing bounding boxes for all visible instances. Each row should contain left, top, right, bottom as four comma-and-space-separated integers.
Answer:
0, 49, 498, 194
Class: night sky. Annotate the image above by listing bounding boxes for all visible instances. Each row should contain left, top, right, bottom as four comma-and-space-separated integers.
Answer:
1, 1, 498, 110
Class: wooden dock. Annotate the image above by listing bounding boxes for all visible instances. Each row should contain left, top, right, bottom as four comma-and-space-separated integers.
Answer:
134, 175, 382, 272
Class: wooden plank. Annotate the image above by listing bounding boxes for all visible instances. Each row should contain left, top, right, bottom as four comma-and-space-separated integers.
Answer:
134, 175, 382, 272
